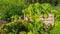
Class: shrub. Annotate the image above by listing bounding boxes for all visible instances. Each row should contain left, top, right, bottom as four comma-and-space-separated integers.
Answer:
0, 3, 57, 34
22, 3, 52, 18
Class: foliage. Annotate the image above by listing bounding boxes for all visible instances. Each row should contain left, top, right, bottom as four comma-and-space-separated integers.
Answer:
0, 0, 58, 20
0, 18, 43, 34
29, 0, 59, 6
53, 6, 60, 21
0, 2, 58, 34
49, 21, 60, 34
0, 0, 30, 20
22, 3, 53, 19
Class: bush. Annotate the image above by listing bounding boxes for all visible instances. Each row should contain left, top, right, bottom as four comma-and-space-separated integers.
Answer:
49, 21, 60, 34
0, 3, 57, 34
0, 0, 30, 20
22, 3, 52, 18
